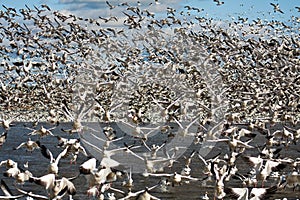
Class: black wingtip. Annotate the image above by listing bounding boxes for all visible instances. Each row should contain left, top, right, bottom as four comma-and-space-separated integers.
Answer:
3, 172, 10, 177
79, 167, 91, 175
2, 131, 7, 137
28, 177, 34, 182
40, 145, 51, 160
265, 185, 278, 196
0, 179, 13, 195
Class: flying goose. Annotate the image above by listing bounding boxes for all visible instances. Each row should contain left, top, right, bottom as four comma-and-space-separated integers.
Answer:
3, 164, 20, 178
61, 102, 94, 134
62, 138, 88, 164
142, 140, 167, 159
197, 152, 225, 177
119, 184, 160, 200
120, 120, 160, 141
270, 3, 284, 14
88, 166, 113, 187
180, 151, 196, 177
15, 169, 32, 184
0, 159, 18, 169
0, 115, 19, 129
79, 157, 97, 174
55, 135, 69, 148
5, 162, 33, 184
148, 171, 199, 186
27, 125, 56, 138
213, 0, 224, 6
256, 160, 286, 187
172, 115, 201, 137
207, 136, 254, 153
14, 138, 40, 152
40, 144, 68, 174
29, 173, 56, 194
151, 93, 185, 120
50, 177, 76, 199
81, 137, 142, 161
136, 188, 160, 200
242, 155, 264, 169
232, 171, 258, 187
122, 166, 133, 187
224, 185, 277, 200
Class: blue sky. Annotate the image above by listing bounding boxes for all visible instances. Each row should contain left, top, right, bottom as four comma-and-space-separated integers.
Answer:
0, 0, 299, 25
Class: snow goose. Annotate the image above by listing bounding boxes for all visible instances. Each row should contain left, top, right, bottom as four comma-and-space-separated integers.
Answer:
40, 144, 68, 175
13, 138, 40, 152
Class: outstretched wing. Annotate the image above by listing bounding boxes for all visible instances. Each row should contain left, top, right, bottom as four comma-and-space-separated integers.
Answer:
40, 145, 54, 162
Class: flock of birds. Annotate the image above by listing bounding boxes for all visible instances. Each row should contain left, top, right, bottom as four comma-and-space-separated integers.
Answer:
0, 0, 300, 199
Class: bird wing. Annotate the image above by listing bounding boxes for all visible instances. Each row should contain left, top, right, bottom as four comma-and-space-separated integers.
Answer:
45, 130, 54, 136
207, 138, 230, 143
157, 141, 167, 151
33, 140, 41, 148
236, 140, 254, 148
55, 136, 67, 147
55, 185, 69, 198
180, 175, 199, 181
142, 140, 151, 151
271, 130, 282, 137
166, 93, 185, 109
149, 194, 161, 200
14, 142, 26, 150
250, 185, 277, 199
242, 155, 262, 167
173, 117, 184, 130
0, 132, 7, 139
147, 173, 173, 177
186, 115, 200, 130
40, 145, 54, 161
27, 129, 38, 136
15, 187, 48, 200
100, 157, 120, 168
125, 149, 145, 161
0, 179, 13, 196
147, 184, 159, 191
224, 187, 248, 199
109, 186, 126, 195
58, 178, 76, 196
150, 96, 165, 110
80, 138, 103, 154
197, 154, 208, 166
0, 194, 25, 199
55, 147, 69, 165
267, 160, 286, 172
79, 145, 88, 156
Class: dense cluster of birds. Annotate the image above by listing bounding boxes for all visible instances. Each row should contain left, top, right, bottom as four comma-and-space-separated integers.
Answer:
0, 0, 300, 199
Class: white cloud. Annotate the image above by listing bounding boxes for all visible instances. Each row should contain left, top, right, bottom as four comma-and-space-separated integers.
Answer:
57, 0, 183, 18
